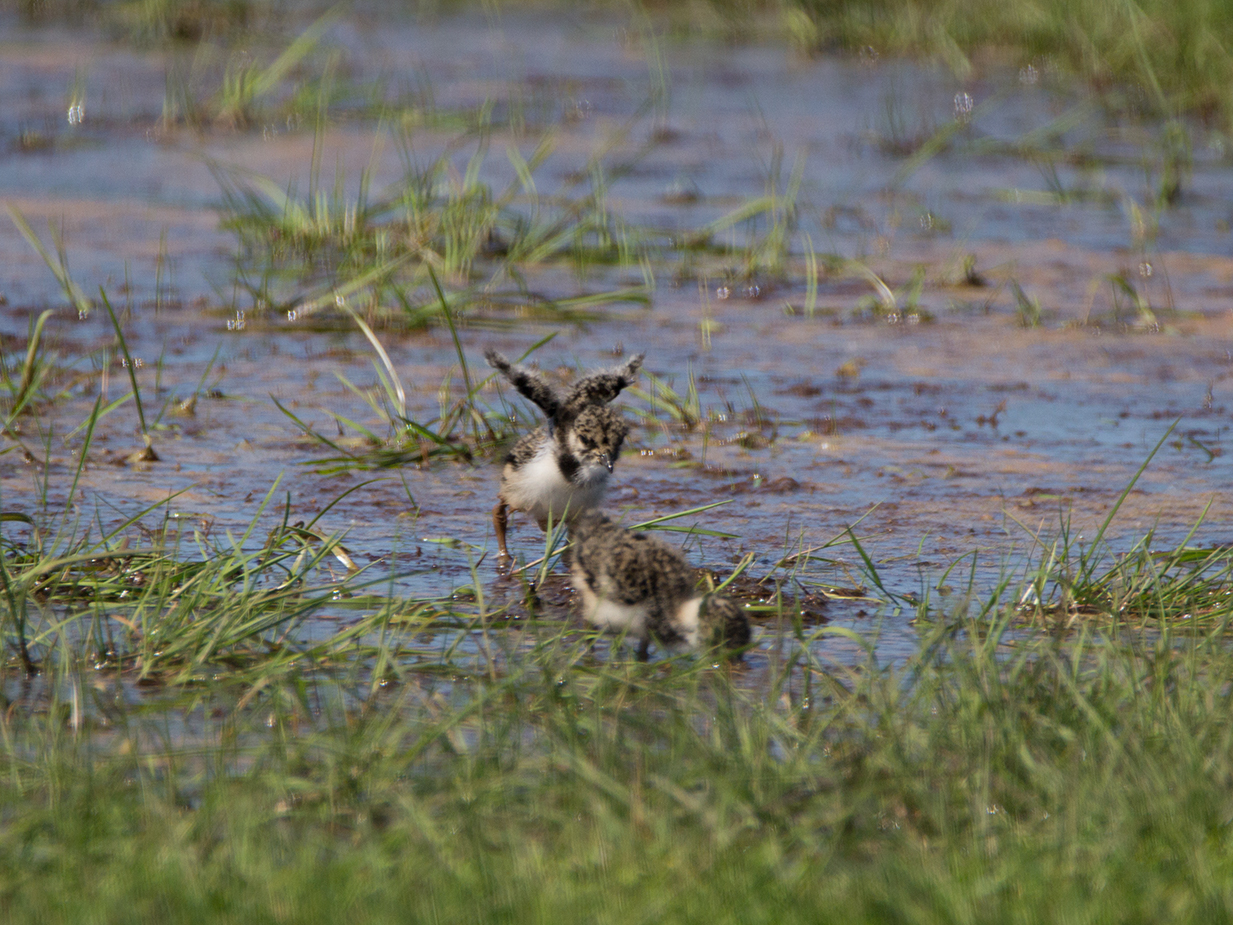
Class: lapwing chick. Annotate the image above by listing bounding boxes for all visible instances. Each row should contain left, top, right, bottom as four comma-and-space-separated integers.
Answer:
568, 511, 752, 660
486, 349, 643, 559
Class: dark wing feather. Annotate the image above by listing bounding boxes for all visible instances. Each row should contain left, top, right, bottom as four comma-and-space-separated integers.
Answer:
562, 354, 644, 413
485, 348, 562, 420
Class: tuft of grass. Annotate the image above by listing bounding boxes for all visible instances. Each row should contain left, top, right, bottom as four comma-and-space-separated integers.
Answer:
215, 126, 653, 327
628, 367, 703, 431
8, 207, 92, 319
1, 310, 56, 429
1006, 421, 1233, 625
1010, 278, 1043, 328
274, 276, 536, 473
0, 481, 381, 682
210, 9, 339, 129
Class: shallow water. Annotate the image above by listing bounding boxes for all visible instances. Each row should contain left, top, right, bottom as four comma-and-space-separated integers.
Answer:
2, 10, 1232, 668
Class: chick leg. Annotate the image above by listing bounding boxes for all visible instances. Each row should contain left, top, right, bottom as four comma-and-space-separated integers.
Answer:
493, 500, 513, 559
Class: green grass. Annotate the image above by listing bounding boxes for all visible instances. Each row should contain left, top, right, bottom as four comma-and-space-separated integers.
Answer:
3, 412, 1233, 921
787, 0, 1233, 128
0, 319, 1229, 920
5, 520, 1233, 921
215, 121, 659, 327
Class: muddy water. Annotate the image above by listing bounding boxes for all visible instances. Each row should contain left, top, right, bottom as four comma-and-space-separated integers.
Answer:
1, 12, 1232, 667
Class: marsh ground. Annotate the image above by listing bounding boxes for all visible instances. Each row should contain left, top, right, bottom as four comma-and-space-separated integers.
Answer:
2, 4, 1233, 920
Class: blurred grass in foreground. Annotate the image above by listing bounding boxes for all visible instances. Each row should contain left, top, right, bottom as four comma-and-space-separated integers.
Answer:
4, 594, 1233, 921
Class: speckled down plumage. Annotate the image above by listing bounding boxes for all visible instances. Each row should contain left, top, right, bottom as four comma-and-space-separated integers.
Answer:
568, 511, 751, 658
497, 421, 613, 530
484, 349, 643, 434
485, 349, 643, 556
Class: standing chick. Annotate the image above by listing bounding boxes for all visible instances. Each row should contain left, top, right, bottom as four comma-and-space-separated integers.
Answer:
485, 349, 643, 559
568, 511, 751, 659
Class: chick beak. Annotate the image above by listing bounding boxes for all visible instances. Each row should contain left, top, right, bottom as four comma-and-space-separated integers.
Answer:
601, 453, 614, 473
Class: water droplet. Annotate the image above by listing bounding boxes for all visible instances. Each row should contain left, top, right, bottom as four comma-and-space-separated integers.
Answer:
859, 45, 879, 65
1018, 64, 1038, 86
1138, 261, 1153, 278
565, 98, 593, 121
919, 212, 934, 231
66, 103, 84, 125
954, 91, 974, 124
716, 285, 731, 300
227, 310, 246, 332
662, 178, 700, 204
